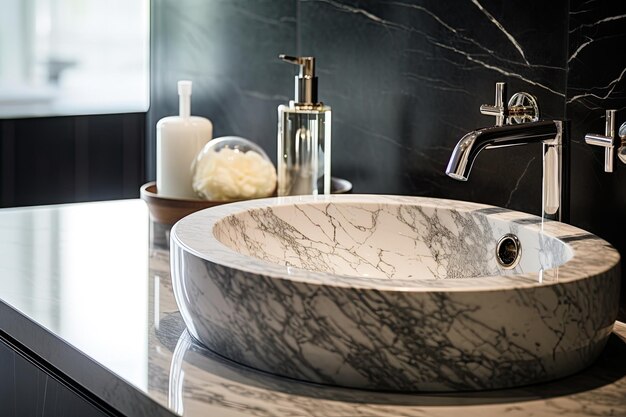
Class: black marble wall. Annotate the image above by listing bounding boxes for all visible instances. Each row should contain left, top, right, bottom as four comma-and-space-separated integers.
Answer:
148, 0, 626, 314
566, 1, 626, 318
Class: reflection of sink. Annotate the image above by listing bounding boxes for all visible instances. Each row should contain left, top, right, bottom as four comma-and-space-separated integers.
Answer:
170, 195, 620, 392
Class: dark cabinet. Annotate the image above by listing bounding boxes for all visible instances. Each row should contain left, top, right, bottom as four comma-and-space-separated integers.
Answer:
0, 336, 114, 417
0, 113, 146, 208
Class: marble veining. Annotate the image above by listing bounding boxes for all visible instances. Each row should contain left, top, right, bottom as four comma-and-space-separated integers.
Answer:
213, 199, 571, 281
565, 1, 626, 323
159, 318, 626, 417
0, 200, 625, 416
149, 0, 570, 218
170, 195, 620, 392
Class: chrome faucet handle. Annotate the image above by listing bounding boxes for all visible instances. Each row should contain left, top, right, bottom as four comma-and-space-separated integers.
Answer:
480, 82, 507, 126
480, 82, 540, 126
585, 109, 616, 173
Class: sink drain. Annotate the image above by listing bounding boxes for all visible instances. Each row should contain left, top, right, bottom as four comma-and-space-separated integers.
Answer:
496, 234, 522, 269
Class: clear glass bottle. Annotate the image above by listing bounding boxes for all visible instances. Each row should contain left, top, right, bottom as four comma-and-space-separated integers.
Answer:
277, 55, 332, 196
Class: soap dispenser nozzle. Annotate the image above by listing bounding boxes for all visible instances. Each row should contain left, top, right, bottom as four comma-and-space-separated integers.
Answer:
279, 54, 318, 105
177, 80, 192, 118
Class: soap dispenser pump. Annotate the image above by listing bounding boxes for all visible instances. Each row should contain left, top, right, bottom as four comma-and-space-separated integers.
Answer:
277, 55, 332, 196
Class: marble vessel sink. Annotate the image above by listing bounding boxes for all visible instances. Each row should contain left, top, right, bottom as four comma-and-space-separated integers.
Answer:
170, 195, 620, 392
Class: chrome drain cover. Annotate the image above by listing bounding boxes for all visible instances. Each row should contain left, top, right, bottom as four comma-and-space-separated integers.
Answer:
496, 234, 522, 269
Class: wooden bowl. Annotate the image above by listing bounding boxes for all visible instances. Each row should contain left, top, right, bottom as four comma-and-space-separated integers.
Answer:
140, 178, 353, 225
140, 183, 224, 225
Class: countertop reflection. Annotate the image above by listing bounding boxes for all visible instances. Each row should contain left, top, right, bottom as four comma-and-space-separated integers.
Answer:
0, 199, 625, 417
0, 200, 149, 390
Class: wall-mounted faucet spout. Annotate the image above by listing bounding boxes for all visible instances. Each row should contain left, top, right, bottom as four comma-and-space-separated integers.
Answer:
446, 121, 560, 181
446, 83, 568, 222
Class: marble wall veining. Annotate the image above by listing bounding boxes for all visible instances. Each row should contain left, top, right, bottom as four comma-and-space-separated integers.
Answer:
566, 1, 626, 317
147, 0, 626, 314
296, 0, 568, 204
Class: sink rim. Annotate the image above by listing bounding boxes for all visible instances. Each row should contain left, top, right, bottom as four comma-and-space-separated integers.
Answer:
171, 194, 620, 292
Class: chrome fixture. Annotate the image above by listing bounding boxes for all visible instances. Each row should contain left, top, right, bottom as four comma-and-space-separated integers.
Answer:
585, 109, 615, 172
585, 109, 626, 171
446, 82, 567, 222
619, 121, 626, 164
496, 233, 522, 269
479, 82, 539, 126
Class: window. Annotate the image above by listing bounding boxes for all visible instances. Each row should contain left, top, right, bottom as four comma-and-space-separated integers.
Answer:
0, 0, 149, 118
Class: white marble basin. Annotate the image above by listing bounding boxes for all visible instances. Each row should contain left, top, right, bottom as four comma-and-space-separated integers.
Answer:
170, 195, 620, 392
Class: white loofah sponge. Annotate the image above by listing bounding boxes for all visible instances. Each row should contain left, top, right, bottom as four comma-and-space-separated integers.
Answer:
193, 147, 276, 201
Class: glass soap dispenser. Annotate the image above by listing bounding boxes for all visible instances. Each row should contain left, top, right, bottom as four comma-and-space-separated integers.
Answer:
277, 55, 332, 196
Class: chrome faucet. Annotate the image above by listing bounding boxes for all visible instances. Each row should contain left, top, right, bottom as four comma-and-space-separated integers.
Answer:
585, 109, 626, 171
446, 82, 568, 222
